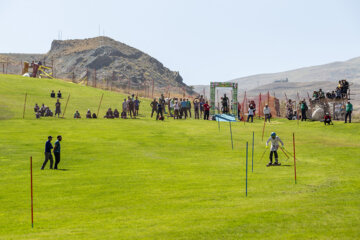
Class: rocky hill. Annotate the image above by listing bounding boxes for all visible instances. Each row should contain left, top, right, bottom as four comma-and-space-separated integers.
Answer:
0, 37, 194, 95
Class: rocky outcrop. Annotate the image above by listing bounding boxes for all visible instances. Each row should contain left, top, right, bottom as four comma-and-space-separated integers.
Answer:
44, 37, 194, 94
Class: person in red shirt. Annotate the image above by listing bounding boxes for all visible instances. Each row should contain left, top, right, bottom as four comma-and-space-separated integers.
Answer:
203, 101, 211, 120
324, 112, 332, 125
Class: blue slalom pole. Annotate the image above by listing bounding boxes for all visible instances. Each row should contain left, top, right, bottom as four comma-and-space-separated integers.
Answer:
229, 121, 233, 150
246, 142, 248, 197
252, 131, 254, 172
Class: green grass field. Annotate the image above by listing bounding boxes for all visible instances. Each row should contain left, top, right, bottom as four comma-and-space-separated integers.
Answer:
0, 74, 359, 239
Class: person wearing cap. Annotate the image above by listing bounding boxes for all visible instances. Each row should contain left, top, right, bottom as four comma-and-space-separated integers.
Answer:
345, 101, 353, 123
266, 132, 284, 166
53, 135, 62, 169
41, 136, 54, 170
263, 104, 271, 122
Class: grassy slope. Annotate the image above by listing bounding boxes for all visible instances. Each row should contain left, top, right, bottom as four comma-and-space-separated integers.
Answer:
0, 75, 359, 239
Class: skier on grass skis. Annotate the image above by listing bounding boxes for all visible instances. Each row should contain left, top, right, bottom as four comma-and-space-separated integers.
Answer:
266, 132, 284, 167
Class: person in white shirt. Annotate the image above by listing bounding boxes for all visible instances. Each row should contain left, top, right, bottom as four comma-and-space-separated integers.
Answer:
247, 107, 254, 122
266, 132, 284, 166
263, 104, 271, 122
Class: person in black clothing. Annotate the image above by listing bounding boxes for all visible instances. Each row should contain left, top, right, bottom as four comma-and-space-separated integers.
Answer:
41, 136, 54, 170
156, 100, 164, 120
57, 90, 62, 98
150, 99, 158, 118
53, 135, 62, 169
50, 90, 55, 98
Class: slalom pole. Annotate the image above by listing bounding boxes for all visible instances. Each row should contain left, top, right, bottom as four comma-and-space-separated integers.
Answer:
97, 93, 104, 117
260, 148, 268, 162
23, 92, 27, 119
229, 121, 233, 150
293, 133, 297, 184
30, 156, 34, 228
62, 94, 70, 118
280, 146, 289, 158
252, 131, 254, 172
218, 118, 220, 132
261, 117, 266, 141
246, 142, 248, 197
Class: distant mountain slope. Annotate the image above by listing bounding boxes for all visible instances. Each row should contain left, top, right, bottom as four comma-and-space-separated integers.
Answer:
0, 37, 194, 95
229, 57, 360, 90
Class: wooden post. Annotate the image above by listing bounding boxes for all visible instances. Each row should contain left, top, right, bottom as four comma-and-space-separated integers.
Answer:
246, 142, 248, 197
152, 79, 154, 98
94, 69, 96, 88
30, 156, 34, 228
293, 132, 297, 184
6, 58, 8, 74
252, 132, 254, 172
97, 93, 104, 117
23, 93, 27, 119
62, 94, 70, 118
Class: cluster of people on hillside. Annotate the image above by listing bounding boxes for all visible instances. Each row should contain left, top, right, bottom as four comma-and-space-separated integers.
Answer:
72, 94, 141, 119
312, 80, 349, 101
34, 99, 62, 118
149, 95, 212, 120
285, 99, 309, 121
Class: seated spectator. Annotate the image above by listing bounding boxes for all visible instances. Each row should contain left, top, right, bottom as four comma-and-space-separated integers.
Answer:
39, 104, 46, 116
34, 103, 40, 112
57, 90, 62, 98
50, 90, 55, 98
324, 112, 332, 125
121, 111, 127, 119
45, 107, 53, 117
326, 91, 333, 99
331, 90, 336, 99
318, 89, 325, 99
335, 87, 342, 99
313, 91, 319, 100
74, 110, 81, 118
92, 113, 97, 119
114, 109, 120, 118
105, 108, 114, 119
35, 111, 40, 119
86, 109, 92, 119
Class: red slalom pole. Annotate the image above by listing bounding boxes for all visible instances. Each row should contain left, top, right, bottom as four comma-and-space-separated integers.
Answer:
30, 156, 34, 228
293, 133, 297, 184
261, 117, 266, 141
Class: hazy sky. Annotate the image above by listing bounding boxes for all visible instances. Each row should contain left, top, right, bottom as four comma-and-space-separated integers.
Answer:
1, 0, 359, 85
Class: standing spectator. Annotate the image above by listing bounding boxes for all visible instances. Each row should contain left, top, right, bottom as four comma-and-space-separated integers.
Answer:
300, 99, 308, 121
345, 101, 353, 123
55, 99, 61, 118
41, 136, 54, 170
174, 100, 180, 119
186, 99, 192, 118
134, 97, 140, 116
156, 99, 164, 120
237, 102, 241, 120
169, 99, 175, 117
150, 98, 157, 118
263, 104, 271, 122
203, 101, 210, 120
247, 107, 254, 122
200, 97, 205, 118
122, 99, 128, 118
127, 97, 135, 118
181, 99, 188, 119
193, 99, 200, 119
53, 135, 62, 170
